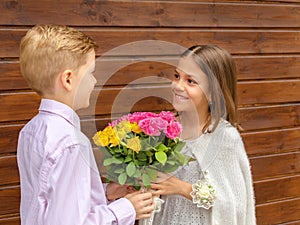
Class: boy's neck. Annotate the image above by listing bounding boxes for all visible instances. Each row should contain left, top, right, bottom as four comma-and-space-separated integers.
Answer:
42, 92, 75, 111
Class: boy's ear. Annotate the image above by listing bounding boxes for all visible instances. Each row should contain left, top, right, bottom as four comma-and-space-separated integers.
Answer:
60, 69, 73, 91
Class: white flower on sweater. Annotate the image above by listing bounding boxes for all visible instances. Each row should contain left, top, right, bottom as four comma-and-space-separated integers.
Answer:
190, 175, 216, 209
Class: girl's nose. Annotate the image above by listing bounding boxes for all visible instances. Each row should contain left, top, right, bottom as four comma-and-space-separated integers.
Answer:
172, 80, 185, 92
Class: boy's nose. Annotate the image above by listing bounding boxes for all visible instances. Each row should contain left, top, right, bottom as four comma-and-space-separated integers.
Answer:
92, 75, 97, 85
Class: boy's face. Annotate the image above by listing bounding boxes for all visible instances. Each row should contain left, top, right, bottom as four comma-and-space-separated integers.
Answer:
73, 50, 97, 111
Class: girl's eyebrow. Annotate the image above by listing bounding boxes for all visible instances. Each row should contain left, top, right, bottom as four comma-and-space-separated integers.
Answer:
175, 69, 198, 79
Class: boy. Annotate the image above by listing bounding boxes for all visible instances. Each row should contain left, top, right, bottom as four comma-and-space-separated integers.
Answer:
17, 24, 154, 225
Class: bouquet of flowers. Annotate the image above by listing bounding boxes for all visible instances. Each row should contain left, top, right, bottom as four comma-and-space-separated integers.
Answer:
93, 111, 189, 189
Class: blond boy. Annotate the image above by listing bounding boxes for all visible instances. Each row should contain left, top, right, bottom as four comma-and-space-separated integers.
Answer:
17, 24, 154, 225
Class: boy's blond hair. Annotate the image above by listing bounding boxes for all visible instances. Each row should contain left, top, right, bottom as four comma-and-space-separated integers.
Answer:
20, 24, 97, 95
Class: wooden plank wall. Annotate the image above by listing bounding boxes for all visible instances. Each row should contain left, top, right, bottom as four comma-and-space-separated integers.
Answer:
0, 0, 300, 224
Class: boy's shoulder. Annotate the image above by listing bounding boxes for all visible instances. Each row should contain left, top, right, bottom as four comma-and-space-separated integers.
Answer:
21, 110, 84, 151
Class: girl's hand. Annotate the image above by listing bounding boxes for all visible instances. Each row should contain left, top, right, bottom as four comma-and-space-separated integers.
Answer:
150, 174, 192, 200
106, 182, 135, 201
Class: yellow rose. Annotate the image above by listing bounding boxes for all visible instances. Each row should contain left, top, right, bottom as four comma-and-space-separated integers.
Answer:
93, 131, 109, 147
109, 134, 120, 146
102, 126, 114, 136
127, 136, 141, 153
130, 122, 142, 133
113, 127, 127, 140
117, 120, 131, 133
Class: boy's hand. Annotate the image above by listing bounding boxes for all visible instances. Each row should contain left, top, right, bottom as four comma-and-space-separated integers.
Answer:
106, 182, 135, 201
125, 191, 155, 219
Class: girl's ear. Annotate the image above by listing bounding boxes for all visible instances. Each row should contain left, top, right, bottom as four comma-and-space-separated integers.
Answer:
60, 69, 73, 91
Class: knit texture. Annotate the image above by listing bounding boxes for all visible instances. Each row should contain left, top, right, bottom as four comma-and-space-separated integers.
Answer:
153, 120, 256, 225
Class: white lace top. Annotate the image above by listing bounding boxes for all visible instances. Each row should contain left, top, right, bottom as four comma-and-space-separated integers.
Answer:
153, 160, 211, 225
153, 120, 256, 225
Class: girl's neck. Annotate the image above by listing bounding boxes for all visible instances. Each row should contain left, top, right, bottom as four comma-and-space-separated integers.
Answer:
178, 111, 209, 140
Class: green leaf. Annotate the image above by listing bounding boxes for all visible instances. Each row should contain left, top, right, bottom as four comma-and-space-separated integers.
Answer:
114, 167, 125, 174
133, 169, 142, 178
103, 157, 123, 166
103, 158, 114, 166
124, 155, 133, 163
118, 172, 127, 185
161, 164, 180, 173
174, 151, 186, 165
166, 160, 176, 165
126, 162, 136, 177
156, 143, 168, 152
137, 152, 147, 161
174, 142, 185, 152
155, 151, 167, 165
145, 168, 158, 182
142, 173, 151, 188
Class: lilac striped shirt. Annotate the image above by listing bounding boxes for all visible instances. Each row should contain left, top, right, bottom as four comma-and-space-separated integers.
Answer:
17, 99, 135, 225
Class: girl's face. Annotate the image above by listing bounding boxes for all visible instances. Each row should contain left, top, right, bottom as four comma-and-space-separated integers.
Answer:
172, 56, 209, 115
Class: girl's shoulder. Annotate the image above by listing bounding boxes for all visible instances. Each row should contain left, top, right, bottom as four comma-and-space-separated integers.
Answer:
213, 120, 241, 141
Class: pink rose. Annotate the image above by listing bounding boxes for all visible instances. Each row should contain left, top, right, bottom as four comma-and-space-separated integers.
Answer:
166, 121, 182, 139
159, 111, 176, 123
139, 117, 168, 136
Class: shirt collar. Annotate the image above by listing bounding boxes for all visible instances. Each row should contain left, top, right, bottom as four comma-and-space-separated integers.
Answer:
39, 99, 81, 130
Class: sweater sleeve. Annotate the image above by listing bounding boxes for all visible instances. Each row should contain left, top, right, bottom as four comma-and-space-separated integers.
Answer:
208, 127, 256, 225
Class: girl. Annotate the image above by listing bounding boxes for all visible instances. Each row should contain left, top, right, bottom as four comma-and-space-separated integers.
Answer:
151, 45, 256, 225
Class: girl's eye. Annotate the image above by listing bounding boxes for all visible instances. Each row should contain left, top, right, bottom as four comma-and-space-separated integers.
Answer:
174, 73, 180, 79
188, 79, 197, 84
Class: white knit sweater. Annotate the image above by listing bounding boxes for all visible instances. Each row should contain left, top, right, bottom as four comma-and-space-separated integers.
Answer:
153, 120, 256, 225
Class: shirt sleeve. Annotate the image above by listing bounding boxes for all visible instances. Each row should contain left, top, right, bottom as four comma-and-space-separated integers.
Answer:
39, 144, 136, 225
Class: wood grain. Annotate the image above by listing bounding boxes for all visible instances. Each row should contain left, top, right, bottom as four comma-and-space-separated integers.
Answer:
238, 80, 300, 105
239, 104, 300, 131
0, 187, 20, 217
0, 216, 20, 225
0, 1, 300, 27
250, 152, 300, 181
242, 127, 300, 156
0, 124, 23, 155
256, 198, 300, 224
1, 29, 300, 58
0, 156, 19, 186
254, 175, 300, 204
2, 56, 300, 91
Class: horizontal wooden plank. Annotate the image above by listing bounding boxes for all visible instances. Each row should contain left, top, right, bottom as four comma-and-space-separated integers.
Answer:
2, 120, 300, 158
242, 127, 300, 156
0, 1, 299, 27
0, 86, 174, 123
2, 90, 300, 131
0, 124, 23, 155
250, 152, 300, 181
239, 104, 300, 131
256, 198, 300, 224
235, 55, 300, 81
6, 137, 300, 186
0, 187, 20, 217
0, 216, 20, 225
0, 59, 173, 91
0, 156, 19, 186
238, 80, 300, 105
0, 92, 40, 123
1, 29, 300, 58
254, 175, 300, 204
2, 55, 300, 91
